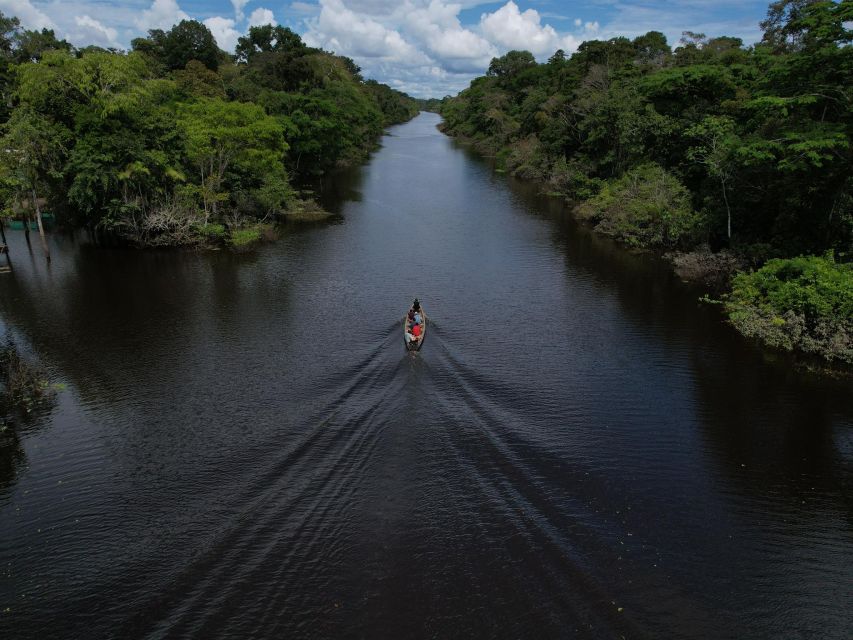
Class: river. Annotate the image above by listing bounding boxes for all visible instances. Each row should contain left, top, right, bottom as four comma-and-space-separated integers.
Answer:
1, 112, 852, 639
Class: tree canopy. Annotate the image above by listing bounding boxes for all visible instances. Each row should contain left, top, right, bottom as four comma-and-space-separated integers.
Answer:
0, 9, 418, 246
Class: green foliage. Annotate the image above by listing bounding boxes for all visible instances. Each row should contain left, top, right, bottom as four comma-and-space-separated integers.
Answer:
229, 224, 263, 248
726, 254, 853, 362
363, 79, 419, 125
132, 20, 222, 72
487, 50, 537, 79
0, 8, 417, 243
173, 60, 226, 99
235, 25, 306, 64
194, 222, 225, 239
439, 0, 852, 259
576, 163, 701, 248
176, 97, 288, 221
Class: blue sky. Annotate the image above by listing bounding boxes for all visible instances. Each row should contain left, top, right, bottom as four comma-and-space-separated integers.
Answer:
0, 1, 773, 96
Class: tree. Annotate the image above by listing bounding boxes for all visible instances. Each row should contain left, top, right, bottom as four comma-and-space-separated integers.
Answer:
173, 59, 226, 98
12, 28, 72, 63
760, 0, 823, 52
132, 20, 221, 71
687, 116, 739, 240
487, 50, 536, 78
235, 25, 305, 63
175, 99, 288, 221
633, 31, 670, 66
0, 109, 69, 260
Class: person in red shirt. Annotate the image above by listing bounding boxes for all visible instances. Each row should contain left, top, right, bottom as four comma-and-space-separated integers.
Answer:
412, 323, 421, 338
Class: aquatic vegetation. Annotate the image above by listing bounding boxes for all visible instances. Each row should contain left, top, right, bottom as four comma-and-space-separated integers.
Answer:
0, 341, 55, 414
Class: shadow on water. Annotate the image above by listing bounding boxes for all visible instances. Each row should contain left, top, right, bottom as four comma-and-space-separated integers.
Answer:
0, 330, 58, 494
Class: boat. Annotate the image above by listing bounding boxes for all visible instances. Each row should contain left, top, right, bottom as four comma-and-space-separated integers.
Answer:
8, 213, 55, 231
403, 301, 426, 351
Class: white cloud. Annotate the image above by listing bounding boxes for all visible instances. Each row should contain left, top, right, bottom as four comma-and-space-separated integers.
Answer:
290, 1, 319, 14
403, 0, 495, 69
136, 0, 189, 31
71, 15, 120, 48
574, 18, 582, 27
0, 0, 54, 30
480, 1, 577, 57
231, 0, 250, 20
203, 15, 241, 52
306, 0, 428, 64
247, 7, 276, 27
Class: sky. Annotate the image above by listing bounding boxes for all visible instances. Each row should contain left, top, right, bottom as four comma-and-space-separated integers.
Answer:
0, 0, 773, 97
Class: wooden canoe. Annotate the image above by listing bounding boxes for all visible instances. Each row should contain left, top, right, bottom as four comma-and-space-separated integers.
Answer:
403, 306, 426, 351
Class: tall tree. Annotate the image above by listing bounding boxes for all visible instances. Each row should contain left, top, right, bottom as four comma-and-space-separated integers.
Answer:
0, 109, 69, 261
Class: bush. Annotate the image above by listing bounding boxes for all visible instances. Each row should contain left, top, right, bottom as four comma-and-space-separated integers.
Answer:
229, 226, 262, 248
575, 163, 702, 249
725, 254, 853, 363
194, 223, 226, 240
547, 156, 602, 200
228, 223, 276, 249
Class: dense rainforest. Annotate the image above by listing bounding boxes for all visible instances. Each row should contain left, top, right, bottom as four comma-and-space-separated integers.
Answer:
0, 14, 418, 249
438, 0, 852, 366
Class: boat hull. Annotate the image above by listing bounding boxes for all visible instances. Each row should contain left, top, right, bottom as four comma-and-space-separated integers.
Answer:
404, 307, 426, 351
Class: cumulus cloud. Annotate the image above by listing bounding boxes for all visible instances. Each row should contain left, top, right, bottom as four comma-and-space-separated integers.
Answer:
403, 0, 496, 70
203, 15, 241, 52
247, 7, 276, 27
480, 1, 578, 57
70, 15, 120, 48
136, 0, 189, 31
231, 0, 250, 21
0, 0, 54, 30
306, 0, 428, 64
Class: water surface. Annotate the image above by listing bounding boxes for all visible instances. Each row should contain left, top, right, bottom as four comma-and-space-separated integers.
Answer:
1, 113, 852, 639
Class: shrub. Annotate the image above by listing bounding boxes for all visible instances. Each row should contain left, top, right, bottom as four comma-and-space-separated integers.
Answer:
575, 163, 702, 249
547, 156, 602, 200
194, 223, 226, 240
725, 254, 853, 363
229, 225, 263, 248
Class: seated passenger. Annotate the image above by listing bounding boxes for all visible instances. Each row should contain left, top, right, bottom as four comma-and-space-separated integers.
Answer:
413, 312, 422, 325
412, 323, 421, 338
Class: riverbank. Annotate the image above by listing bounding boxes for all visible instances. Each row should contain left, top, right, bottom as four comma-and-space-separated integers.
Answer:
434, 13, 852, 370
0, 18, 418, 258
439, 126, 852, 371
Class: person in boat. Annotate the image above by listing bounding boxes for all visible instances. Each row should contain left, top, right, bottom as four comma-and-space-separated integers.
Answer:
413, 310, 422, 326
407, 309, 416, 323
412, 298, 421, 312
405, 323, 420, 346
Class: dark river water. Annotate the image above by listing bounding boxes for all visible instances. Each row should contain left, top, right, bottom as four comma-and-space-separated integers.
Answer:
1, 112, 852, 639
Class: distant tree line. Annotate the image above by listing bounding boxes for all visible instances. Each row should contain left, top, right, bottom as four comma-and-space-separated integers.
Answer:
0, 14, 419, 248
439, 0, 852, 366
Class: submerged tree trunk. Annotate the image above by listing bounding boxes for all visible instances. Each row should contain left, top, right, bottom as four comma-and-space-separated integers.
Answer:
32, 189, 50, 263
0, 217, 7, 247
